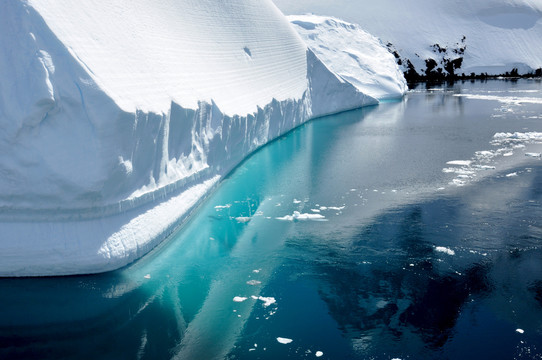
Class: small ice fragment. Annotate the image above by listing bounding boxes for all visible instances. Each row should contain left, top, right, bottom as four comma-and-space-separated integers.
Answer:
392, 189, 397, 193
277, 337, 293, 344
214, 204, 231, 209
350, 189, 356, 192
144, 274, 151, 279
276, 211, 326, 221
251, 295, 258, 300
503, 152, 514, 157
506, 172, 518, 177
435, 246, 455, 256
252, 269, 260, 273
276, 203, 282, 207
319, 206, 327, 210
247, 280, 262, 286
235, 217, 251, 223
316, 351, 324, 357
516, 328, 525, 334
311, 209, 321, 213
409, 263, 414, 267
328, 206, 345, 211
258, 296, 276, 307
525, 152, 541, 157
293, 198, 302, 204
209, 237, 215, 241
233, 296, 248, 302
438, 187, 446, 190
446, 160, 472, 166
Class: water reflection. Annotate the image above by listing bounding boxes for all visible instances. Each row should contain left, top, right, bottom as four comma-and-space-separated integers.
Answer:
1, 80, 542, 359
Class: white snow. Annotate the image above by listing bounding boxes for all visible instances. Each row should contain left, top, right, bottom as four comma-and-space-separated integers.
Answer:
274, 0, 542, 76
277, 337, 293, 344
288, 15, 407, 100
0, 0, 400, 276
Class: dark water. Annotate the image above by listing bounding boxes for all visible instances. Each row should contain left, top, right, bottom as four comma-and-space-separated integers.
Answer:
1, 79, 542, 359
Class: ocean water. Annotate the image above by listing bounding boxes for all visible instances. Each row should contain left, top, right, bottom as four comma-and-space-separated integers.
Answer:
1, 79, 542, 359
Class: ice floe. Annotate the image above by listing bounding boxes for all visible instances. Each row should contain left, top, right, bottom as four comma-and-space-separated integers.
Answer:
435, 246, 456, 256
276, 211, 327, 222
277, 337, 293, 344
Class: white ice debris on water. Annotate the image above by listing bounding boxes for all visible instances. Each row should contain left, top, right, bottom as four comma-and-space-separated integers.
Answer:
516, 328, 525, 334
276, 211, 327, 222
247, 280, 262, 286
435, 246, 456, 256
1, 0, 406, 276
446, 160, 473, 166
256, 296, 276, 307
277, 337, 293, 344
316, 351, 324, 357
233, 296, 248, 303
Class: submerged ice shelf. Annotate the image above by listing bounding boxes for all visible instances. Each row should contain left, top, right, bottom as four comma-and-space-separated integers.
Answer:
0, 0, 405, 276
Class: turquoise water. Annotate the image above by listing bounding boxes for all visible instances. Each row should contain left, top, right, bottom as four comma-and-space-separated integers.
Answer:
1, 80, 542, 359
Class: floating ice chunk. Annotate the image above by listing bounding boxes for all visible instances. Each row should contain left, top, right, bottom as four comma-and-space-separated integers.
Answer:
316, 351, 324, 357
235, 217, 251, 223
311, 209, 321, 213
252, 269, 261, 273
503, 152, 514, 157
277, 337, 293, 344
247, 280, 262, 286
327, 206, 345, 211
474, 165, 496, 170
475, 150, 494, 158
233, 296, 248, 302
435, 246, 455, 256
293, 198, 302, 204
144, 274, 151, 279
258, 296, 276, 307
451, 179, 466, 186
516, 328, 525, 334
446, 160, 472, 166
276, 211, 327, 221
525, 152, 541, 158
506, 172, 518, 177
215, 204, 232, 209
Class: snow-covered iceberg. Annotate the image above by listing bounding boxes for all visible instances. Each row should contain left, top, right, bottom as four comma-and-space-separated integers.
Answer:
288, 15, 407, 100
0, 0, 396, 276
274, 0, 542, 77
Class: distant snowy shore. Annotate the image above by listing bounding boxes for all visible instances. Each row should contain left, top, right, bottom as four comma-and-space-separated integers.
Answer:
274, 0, 542, 81
0, 1, 405, 276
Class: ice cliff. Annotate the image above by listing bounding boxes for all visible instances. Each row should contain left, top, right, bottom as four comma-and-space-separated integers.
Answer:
274, 0, 542, 78
0, 0, 406, 276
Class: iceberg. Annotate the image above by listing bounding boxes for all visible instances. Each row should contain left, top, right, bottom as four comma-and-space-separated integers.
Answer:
0, 0, 395, 276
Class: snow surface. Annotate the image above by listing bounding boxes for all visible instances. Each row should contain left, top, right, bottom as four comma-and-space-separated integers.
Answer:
273, 0, 542, 76
0, 0, 401, 276
288, 15, 407, 100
